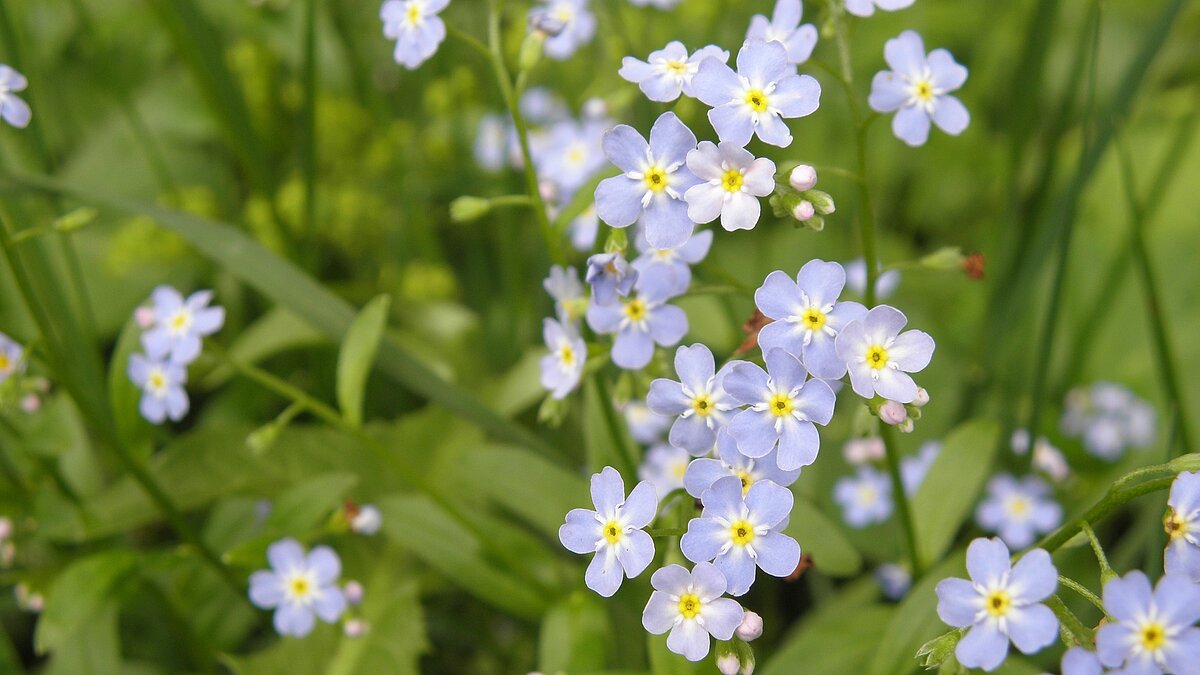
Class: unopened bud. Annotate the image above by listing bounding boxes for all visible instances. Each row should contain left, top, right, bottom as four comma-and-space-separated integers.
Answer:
0, 517, 11, 541
919, 246, 966, 271
518, 31, 546, 72
350, 504, 382, 535
53, 207, 98, 233
879, 400, 907, 426
527, 11, 566, 37
246, 422, 282, 455
583, 97, 607, 120
538, 180, 559, 203
912, 387, 930, 407
898, 418, 915, 433
135, 306, 156, 328
717, 653, 741, 675
19, 394, 40, 414
449, 196, 491, 223
792, 200, 815, 222
806, 190, 835, 215
736, 610, 763, 641
344, 580, 365, 605
343, 618, 369, 638
803, 215, 825, 232
789, 164, 818, 191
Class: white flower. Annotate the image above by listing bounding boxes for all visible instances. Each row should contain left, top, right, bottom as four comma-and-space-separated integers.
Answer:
619, 41, 729, 103
683, 141, 777, 232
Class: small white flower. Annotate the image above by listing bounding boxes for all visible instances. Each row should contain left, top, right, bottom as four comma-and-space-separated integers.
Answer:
683, 141, 777, 232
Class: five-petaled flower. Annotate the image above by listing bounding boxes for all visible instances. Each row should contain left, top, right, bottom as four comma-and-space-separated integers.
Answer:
1165, 471, 1200, 582
619, 41, 729, 103
975, 473, 1062, 550
381, 0, 449, 70
647, 344, 739, 455
632, 229, 713, 299
724, 348, 836, 471
834, 466, 893, 528
559, 466, 658, 597
249, 538, 348, 638
595, 112, 701, 249
755, 260, 868, 380
684, 427, 802, 499
681, 475, 801, 596
745, 0, 818, 65
141, 286, 226, 365
683, 141, 777, 232
540, 318, 586, 399
1095, 570, 1200, 674
586, 284, 688, 370
691, 39, 820, 148
530, 0, 596, 61
835, 305, 934, 403
935, 537, 1059, 672
639, 444, 692, 499
642, 562, 745, 661
0, 65, 31, 129
128, 354, 189, 424
868, 30, 969, 147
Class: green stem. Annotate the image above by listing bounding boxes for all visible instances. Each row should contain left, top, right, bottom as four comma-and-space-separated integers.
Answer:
1080, 522, 1115, 582
1058, 575, 1109, 618
1037, 474, 1181, 554
594, 375, 639, 480
880, 423, 924, 578
1046, 594, 1094, 645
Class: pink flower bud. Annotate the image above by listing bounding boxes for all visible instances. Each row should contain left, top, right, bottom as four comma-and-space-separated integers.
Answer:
792, 200, 815, 222
913, 387, 930, 407
19, 394, 40, 414
789, 164, 818, 191
135, 306, 155, 328
898, 418, 915, 433
879, 400, 908, 426
343, 618, 369, 638
736, 610, 764, 641
717, 653, 741, 675
538, 180, 559, 203
0, 517, 12, 541
344, 580, 364, 605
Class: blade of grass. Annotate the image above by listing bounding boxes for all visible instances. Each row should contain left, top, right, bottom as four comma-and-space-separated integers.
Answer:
300, 0, 317, 267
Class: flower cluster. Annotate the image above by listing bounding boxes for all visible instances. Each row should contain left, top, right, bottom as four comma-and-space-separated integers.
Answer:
1062, 381, 1156, 460
127, 286, 225, 424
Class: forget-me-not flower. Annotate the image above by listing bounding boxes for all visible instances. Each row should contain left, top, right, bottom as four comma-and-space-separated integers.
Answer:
975, 474, 1062, 550
647, 344, 738, 455
1095, 570, 1200, 674
249, 538, 348, 638
544, 264, 586, 322
559, 466, 658, 597
834, 466, 893, 528
619, 42, 729, 103
531, 0, 596, 60
585, 252, 637, 306
642, 562, 744, 661
0, 332, 24, 384
539, 119, 608, 194
844, 0, 916, 18
0, 65, 31, 129
876, 563, 912, 601
624, 400, 672, 444
755, 260, 868, 380
681, 475, 800, 596
835, 305, 934, 403
595, 112, 701, 249
935, 538, 1059, 672
691, 39, 820, 148
724, 348, 836, 470
1165, 471, 1200, 582
141, 286, 225, 365
540, 318, 586, 399
745, 0, 817, 65
586, 285, 688, 371
381, 0, 449, 70
845, 257, 901, 300
683, 141, 777, 232
474, 113, 510, 172
1061, 382, 1156, 460
632, 228, 712, 299
128, 354, 189, 424
868, 31, 969, 147
639, 443, 692, 499
684, 428, 801, 499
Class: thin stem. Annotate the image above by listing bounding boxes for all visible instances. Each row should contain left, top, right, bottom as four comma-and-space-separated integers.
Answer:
1080, 522, 1115, 581
880, 423, 924, 578
594, 375, 639, 480
1058, 575, 1109, 617
1046, 594, 1095, 645
447, 24, 491, 59
300, 0, 318, 268
1037, 476, 1177, 553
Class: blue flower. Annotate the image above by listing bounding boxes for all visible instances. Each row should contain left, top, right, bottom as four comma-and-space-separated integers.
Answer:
249, 538, 347, 637
681, 475, 800, 596
975, 474, 1062, 550
834, 466, 893, 528
474, 113, 509, 172
540, 318, 586, 399
380, 0, 449, 70
723, 348, 836, 471
901, 440, 940, 496
595, 112, 701, 249
1166, 471, 1200, 582
745, 0, 817, 65
1096, 571, 1200, 674
586, 285, 688, 371
128, 354, 189, 424
568, 204, 600, 252
691, 39, 820, 148
684, 428, 801, 499
632, 228, 712, 299
0, 65, 31, 129
585, 252, 637, 306
538, 118, 608, 193
1062, 648, 1106, 675
868, 31, 969, 147
520, 87, 570, 124
1061, 382, 1157, 460
639, 443, 692, 499
875, 563, 912, 601
559, 466, 658, 597
683, 141, 777, 232
844, 0, 916, 17
834, 305, 934, 403
647, 344, 739, 455
935, 538, 1059, 672
544, 264, 586, 322
619, 41, 729, 103
140, 286, 225, 365
0, 332, 24, 384
623, 400, 672, 444
755, 260, 868, 380
642, 562, 745, 661
530, 0, 596, 61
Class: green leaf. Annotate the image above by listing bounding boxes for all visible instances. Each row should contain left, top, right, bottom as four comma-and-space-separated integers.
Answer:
539, 592, 613, 673
200, 306, 327, 390
337, 295, 390, 429
108, 314, 152, 456
42, 605, 121, 675
785, 496, 863, 577
865, 550, 968, 675
648, 632, 701, 675
35, 550, 137, 655
325, 568, 427, 675
465, 444, 588, 537
266, 472, 359, 533
762, 580, 890, 675
911, 419, 1001, 564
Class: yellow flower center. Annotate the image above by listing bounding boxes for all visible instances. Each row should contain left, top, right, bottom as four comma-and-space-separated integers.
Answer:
745, 89, 769, 112
170, 311, 190, 331
567, 145, 586, 166
558, 344, 575, 366
289, 576, 312, 598
678, 593, 701, 619
624, 298, 647, 321
736, 470, 754, 495
1140, 622, 1166, 651
802, 308, 826, 331
1007, 497, 1029, 517
721, 169, 744, 193
985, 590, 1011, 618
148, 372, 167, 391
691, 393, 714, 417
644, 166, 669, 193
671, 462, 688, 480
730, 519, 756, 545
0, 353, 9, 371
768, 392, 794, 417
665, 60, 688, 76
866, 345, 889, 370
406, 4, 421, 25
1165, 510, 1190, 540
602, 519, 623, 544
913, 80, 934, 102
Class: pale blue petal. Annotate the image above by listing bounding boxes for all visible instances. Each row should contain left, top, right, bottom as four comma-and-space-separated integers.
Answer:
595, 175, 644, 228
603, 124, 650, 173
753, 113, 792, 147
308, 546, 341, 584
613, 329, 655, 369
591, 467, 625, 516
724, 361, 768, 405
1152, 572, 1200, 626
668, 618, 711, 661
165, 386, 189, 421
715, 549, 758, 596
783, 24, 818, 64
966, 538, 1011, 587
869, 72, 909, 113
643, 196, 694, 249
268, 538, 307, 572
274, 602, 315, 637
675, 343, 715, 391
771, 74, 821, 118
765, 348, 807, 390
684, 458, 728, 498
1163, 627, 1200, 675
803, 336, 846, 380
648, 304, 688, 346
708, 104, 755, 146
647, 378, 689, 415
795, 258, 846, 306
1008, 548, 1057, 603
249, 571, 284, 608
701, 476, 746, 521
1061, 648, 1103, 675
691, 560, 730, 599
776, 418, 819, 470
745, 480, 793, 527
757, 321, 803, 357
893, 105, 932, 147
730, 410, 778, 458
618, 528, 655, 578
883, 30, 926, 78
671, 415, 717, 455
586, 300, 623, 333
691, 58, 741, 107
936, 577, 979, 628
873, 368, 919, 403
313, 587, 347, 622
736, 39, 789, 88
794, 379, 836, 425
648, 112, 698, 165
621, 481, 659, 528
1008, 603, 1058, 654
755, 270, 800, 319
642, 591, 678, 633
560, 508, 601, 553
140, 393, 166, 423
701, 597, 745, 640
933, 95, 970, 136
585, 547, 624, 597
651, 563, 693, 595
956, 620, 1009, 672
1095, 622, 1134, 668
1101, 571, 1152, 622
681, 517, 728, 563
753, 531, 800, 577
927, 48, 968, 91
142, 329, 172, 361
889, 329, 935, 372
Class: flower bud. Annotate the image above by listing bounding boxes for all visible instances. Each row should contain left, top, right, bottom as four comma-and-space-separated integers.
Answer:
919, 246, 966, 270
449, 196, 491, 223
879, 400, 907, 426
717, 653, 741, 675
344, 580, 365, 605
527, 11, 566, 37
791, 200, 815, 222
53, 207, 98, 233
19, 394, 40, 414
789, 164, 818, 191
0, 517, 11, 541
350, 504, 382, 535
343, 618, 369, 638
736, 610, 763, 641
518, 31, 546, 72
898, 418, 915, 433
538, 180, 559, 203
135, 306, 156, 328
583, 97, 608, 120
913, 387, 930, 407
806, 190, 835, 215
